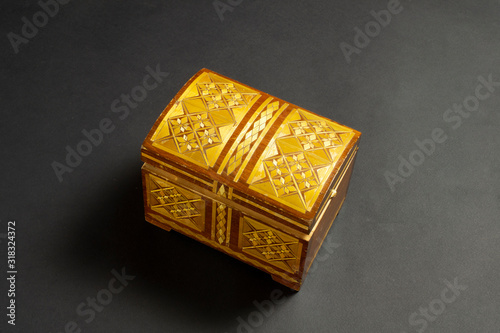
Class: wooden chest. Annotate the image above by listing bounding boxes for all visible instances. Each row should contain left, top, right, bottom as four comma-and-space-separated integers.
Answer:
141, 69, 361, 290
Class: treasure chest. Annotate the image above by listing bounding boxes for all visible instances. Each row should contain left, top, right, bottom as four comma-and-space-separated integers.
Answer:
140, 69, 361, 290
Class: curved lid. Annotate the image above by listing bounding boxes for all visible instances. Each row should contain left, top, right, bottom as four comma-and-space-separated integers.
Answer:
141, 69, 361, 230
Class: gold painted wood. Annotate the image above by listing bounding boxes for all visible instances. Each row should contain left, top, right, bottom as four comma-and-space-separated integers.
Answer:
141, 69, 361, 290
247, 108, 357, 213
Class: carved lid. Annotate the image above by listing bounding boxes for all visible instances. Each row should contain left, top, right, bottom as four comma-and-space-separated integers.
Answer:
141, 69, 361, 231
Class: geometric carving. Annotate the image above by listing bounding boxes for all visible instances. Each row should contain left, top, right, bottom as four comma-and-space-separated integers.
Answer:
150, 72, 260, 167
225, 101, 280, 175
240, 216, 300, 273
214, 185, 231, 245
248, 109, 356, 212
148, 174, 205, 231
142, 68, 362, 291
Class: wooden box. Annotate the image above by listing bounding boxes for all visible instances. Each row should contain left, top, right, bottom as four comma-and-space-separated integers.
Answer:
141, 69, 361, 290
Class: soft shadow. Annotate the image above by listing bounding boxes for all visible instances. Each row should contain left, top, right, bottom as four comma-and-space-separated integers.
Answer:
60, 162, 296, 331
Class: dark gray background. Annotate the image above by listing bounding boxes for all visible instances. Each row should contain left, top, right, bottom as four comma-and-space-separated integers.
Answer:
1, 0, 499, 332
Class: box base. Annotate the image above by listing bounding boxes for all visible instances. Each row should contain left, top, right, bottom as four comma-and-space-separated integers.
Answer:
141, 146, 358, 291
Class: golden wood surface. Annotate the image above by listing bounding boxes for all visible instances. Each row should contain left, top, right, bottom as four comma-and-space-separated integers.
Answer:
141, 69, 361, 290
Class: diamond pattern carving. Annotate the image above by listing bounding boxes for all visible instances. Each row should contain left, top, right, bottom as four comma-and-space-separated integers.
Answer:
248, 109, 355, 212
148, 174, 205, 231
215, 185, 228, 244
151, 73, 259, 167
240, 216, 300, 273
226, 101, 280, 175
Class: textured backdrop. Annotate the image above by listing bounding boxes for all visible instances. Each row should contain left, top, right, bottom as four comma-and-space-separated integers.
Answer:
1, 0, 499, 332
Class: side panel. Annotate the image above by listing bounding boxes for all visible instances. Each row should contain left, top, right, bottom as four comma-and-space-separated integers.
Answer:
301, 146, 359, 278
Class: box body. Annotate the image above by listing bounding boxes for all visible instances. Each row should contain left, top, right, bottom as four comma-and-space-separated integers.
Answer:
141, 69, 361, 290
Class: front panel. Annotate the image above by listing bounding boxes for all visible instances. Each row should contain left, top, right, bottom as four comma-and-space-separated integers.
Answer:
142, 164, 306, 289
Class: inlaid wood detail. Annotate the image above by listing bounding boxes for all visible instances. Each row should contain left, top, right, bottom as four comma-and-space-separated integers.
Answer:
147, 173, 205, 231
226, 101, 280, 175
248, 109, 356, 212
147, 212, 299, 286
141, 68, 362, 291
213, 184, 232, 245
239, 216, 300, 273
150, 72, 260, 168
